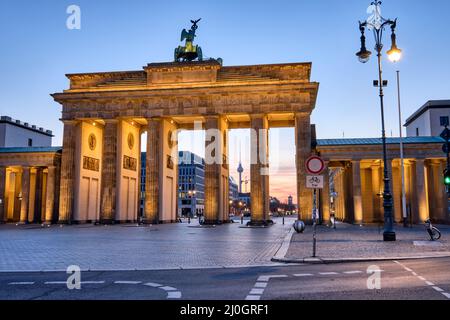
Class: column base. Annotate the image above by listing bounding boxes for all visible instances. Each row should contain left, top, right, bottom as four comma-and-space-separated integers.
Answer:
100, 219, 114, 225
42, 221, 53, 226
383, 231, 396, 242
141, 219, 159, 225
58, 220, 71, 225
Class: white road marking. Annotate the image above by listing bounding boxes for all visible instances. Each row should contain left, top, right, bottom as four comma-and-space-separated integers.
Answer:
395, 260, 449, 300
144, 282, 163, 288
81, 281, 105, 284
167, 291, 182, 299
44, 281, 66, 285
254, 282, 268, 288
294, 273, 313, 277
114, 281, 142, 284
160, 286, 177, 291
245, 295, 261, 301
257, 275, 288, 282
343, 271, 363, 275
250, 288, 265, 295
8, 282, 35, 285
319, 272, 339, 276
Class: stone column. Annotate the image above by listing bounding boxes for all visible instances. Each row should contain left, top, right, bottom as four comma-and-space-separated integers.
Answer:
429, 160, 446, 222
295, 113, 313, 222
249, 114, 270, 226
371, 163, 382, 223
100, 119, 118, 224
391, 160, 402, 223
58, 120, 78, 224
19, 167, 31, 224
204, 116, 230, 225
27, 168, 37, 223
44, 166, 56, 225
352, 160, 363, 224
439, 160, 449, 223
415, 159, 429, 223
143, 118, 161, 224
320, 164, 330, 224
0, 166, 6, 223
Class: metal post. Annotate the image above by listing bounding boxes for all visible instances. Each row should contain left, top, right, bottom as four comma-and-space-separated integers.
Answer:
396, 70, 408, 227
312, 189, 317, 258
376, 43, 396, 242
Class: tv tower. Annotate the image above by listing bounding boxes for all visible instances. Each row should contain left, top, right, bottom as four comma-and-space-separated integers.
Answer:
237, 146, 244, 193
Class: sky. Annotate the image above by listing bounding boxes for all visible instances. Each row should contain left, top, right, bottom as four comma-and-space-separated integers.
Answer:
1, 0, 449, 202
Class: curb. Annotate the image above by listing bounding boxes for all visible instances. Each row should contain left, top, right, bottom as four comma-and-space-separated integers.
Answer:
272, 253, 450, 265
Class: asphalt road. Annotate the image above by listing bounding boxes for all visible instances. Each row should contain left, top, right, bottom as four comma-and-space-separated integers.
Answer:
1, 257, 450, 300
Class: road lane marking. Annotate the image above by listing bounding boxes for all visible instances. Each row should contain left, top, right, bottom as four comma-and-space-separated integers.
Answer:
167, 291, 182, 299
250, 288, 265, 295
9, 282, 35, 285
343, 271, 363, 275
319, 272, 339, 276
395, 260, 450, 300
254, 282, 268, 288
160, 286, 177, 291
114, 281, 142, 284
294, 273, 313, 277
144, 282, 163, 288
81, 281, 105, 284
44, 281, 66, 285
245, 295, 261, 301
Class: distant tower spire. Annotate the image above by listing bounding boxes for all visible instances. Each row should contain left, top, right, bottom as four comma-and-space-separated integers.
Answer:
237, 145, 244, 193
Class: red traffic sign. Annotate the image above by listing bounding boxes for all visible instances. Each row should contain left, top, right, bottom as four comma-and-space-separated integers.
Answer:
306, 156, 325, 175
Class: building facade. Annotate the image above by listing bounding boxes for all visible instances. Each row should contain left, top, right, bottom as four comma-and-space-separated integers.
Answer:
405, 100, 450, 137
178, 151, 205, 217
0, 116, 53, 147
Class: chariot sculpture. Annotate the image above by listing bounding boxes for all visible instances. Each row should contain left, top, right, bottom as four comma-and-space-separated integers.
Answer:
174, 19, 203, 62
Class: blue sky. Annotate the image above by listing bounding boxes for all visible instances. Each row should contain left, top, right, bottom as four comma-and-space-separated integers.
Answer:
1, 0, 449, 201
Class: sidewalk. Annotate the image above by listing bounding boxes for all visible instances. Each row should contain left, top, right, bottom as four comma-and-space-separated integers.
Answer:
273, 222, 450, 264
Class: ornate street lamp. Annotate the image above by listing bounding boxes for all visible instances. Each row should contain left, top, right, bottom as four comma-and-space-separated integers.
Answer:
356, 1, 402, 241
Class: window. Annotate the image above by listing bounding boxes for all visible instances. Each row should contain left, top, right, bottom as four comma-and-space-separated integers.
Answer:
416, 128, 419, 137
440, 116, 449, 127
28, 138, 33, 147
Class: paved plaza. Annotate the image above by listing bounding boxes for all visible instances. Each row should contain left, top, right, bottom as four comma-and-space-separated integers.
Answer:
0, 217, 294, 272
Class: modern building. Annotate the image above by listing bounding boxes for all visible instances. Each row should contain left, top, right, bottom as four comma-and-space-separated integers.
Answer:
405, 100, 450, 137
229, 176, 239, 201
0, 116, 53, 147
178, 151, 205, 217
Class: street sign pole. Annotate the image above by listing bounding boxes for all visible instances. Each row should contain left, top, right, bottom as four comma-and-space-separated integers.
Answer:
305, 155, 326, 258
312, 188, 318, 258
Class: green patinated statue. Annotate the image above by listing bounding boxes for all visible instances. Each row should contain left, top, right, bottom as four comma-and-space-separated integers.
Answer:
174, 19, 203, 62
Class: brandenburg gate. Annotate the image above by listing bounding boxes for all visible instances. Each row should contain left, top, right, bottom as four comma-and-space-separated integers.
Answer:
52, 60, 319, 225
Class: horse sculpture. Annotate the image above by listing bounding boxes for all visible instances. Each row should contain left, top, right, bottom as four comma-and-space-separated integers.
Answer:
174, 19, 203, 62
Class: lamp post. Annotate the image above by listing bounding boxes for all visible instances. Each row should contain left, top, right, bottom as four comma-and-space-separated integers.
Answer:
356, 1, 402, 241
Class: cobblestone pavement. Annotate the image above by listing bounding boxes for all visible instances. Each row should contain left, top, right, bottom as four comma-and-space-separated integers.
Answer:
0, 217, 294, 272
285, 222, 450, 261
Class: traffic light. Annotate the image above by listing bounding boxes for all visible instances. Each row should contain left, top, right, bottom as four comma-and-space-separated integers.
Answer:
444, 169, 450, 186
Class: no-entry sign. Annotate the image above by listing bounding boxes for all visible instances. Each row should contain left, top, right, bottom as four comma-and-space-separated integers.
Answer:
306, 156, 325, 175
